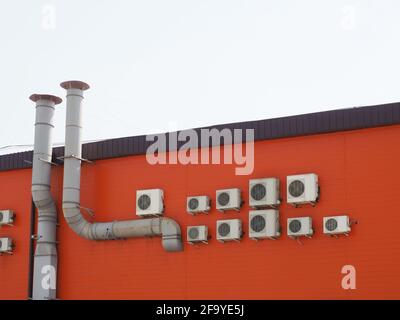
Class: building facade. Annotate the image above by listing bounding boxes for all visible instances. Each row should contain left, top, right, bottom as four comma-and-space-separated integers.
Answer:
1, 102, 400, 299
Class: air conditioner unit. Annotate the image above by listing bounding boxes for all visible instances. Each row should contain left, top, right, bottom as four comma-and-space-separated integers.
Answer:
287, 217, 313, 238
216, 219, 242, 242
0, 237, 13, 254
323, 215, 351, 236
249, 178, 280, 209
249, 210, 280, 240
216, 188, 242, 212
136, 189, 164, 217
0, 210, 14, 226
187, 226, 208, 244
186, 196, 210, 214
287, 173, 319, 207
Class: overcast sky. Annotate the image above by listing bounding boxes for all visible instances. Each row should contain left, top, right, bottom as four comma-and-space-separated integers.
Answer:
0, 0, 399, 149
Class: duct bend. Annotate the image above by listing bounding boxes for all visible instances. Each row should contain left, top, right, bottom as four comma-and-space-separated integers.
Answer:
60, 81, 183, 252
30, 94, 62, 300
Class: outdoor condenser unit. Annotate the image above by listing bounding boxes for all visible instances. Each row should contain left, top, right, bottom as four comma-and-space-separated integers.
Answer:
187, 226, 209, 244
216, 188, 242, 212
287, 173, 319, 207
136, 189, 164, 217
323, 215, 351, 236
0, 210, 14, 226
216, 219, 242, 242
287, 217, 314, 238
249, 178, 280, 209
249, 210, 280, 240
0, 237, 13, 254
186, 196, 210, 214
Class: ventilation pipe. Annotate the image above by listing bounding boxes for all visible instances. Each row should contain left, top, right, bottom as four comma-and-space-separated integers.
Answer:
60, 81, 183, 252
30, 94, 62, 300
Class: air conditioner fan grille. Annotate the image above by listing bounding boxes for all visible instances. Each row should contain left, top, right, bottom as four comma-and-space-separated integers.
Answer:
217, 192, 230, 206
138, 194, 151, 210
188, 228, 199, 240
251, 183, 266, 201
325, 218, 338, 231
289, 220, 302, 233
250, 215, 266, 232
188, 198, 199, 210
218, 223, 231, 237
289, 180, 305, 197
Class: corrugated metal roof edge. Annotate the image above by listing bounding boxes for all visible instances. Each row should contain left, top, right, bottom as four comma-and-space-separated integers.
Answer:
1, 102, 400, 172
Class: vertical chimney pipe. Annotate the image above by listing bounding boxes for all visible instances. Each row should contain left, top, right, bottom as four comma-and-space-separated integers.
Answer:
30, 94, 62, 300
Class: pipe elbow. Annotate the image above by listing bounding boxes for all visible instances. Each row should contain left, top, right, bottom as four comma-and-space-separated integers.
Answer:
63, 205, 116, 241
32, 186, 55, 209
160, 218, 183, 252
62, 205, 93, 240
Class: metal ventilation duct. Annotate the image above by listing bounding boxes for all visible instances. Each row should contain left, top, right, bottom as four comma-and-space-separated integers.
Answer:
60, 81, 183, 252
30, 94, 62, 300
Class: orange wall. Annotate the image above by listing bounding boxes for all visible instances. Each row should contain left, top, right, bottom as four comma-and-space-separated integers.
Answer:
1, 125, 400, 300
0, 169, 31, 300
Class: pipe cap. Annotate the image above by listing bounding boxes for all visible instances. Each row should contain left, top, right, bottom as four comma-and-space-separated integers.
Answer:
29, 94, 62, 105
60, 80, 90, 91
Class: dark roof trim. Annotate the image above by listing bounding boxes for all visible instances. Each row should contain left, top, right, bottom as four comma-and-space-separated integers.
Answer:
1, 102, 400, 172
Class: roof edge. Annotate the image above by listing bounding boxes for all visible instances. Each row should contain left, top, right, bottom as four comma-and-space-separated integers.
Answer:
1, 102, 400, 172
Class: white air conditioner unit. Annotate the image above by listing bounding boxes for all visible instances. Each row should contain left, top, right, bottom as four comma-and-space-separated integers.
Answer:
249, 210, 280, 240
186, 196, 210, 215
187, 226, 209, 244
136, 189, 164, 217
323, 215, 351, 236
216, 219, 242, 242
287, 173, 319, 207
216, 188, 242, 212
287, 217, 313, 238
249, 178, 280, 209
0, 210, 14, 226
0, 237, 13, 254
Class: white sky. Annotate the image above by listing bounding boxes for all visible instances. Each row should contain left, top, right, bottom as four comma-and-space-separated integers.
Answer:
0, 0, 399, 148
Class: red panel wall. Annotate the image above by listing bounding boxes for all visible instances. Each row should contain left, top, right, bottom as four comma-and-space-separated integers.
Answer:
1, 125, 400, 299
0, 169, 31, 300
